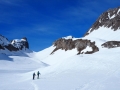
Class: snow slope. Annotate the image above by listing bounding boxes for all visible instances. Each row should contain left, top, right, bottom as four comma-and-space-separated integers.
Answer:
84, 27, 120, 41
1, 45, 120, 90
30, 46, 120, 90
0, 26, 120, 90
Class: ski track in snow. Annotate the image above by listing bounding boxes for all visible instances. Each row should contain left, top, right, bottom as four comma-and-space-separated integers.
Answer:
31, 82, 39, 90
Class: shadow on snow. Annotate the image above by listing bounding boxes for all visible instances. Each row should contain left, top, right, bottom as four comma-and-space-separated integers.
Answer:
0, 54, 13, 61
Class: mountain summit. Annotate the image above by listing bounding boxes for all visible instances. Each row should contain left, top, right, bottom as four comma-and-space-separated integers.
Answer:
0, 35, 30, 55
51, 7, 120, 55
85, 7, 120, 36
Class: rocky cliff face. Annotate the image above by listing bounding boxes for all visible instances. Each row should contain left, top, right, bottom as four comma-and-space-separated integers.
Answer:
51, 36, 99, 55
10, 37, 29, 51
85, 7, 120, 36
0, 34, 29, 52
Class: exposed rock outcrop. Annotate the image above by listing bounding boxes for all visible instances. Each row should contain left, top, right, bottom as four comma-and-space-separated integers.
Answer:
51, 36, 99, 55
101, 41, 120, 48
0, 45, 5, 50
0, 34, 29, 52
5, 44, 18, 51
85, 7, 120, 36
9, 37, 29, 51
10, 37, 29, 51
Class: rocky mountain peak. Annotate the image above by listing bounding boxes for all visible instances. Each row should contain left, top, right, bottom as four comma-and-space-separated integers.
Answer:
85, 7, 120, 36
51, 7, 120, 55
0, 35, 29, 52
10, 37, 29, 50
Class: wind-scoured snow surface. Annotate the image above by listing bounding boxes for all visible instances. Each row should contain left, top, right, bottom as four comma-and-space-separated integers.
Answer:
0, 27, 120, 90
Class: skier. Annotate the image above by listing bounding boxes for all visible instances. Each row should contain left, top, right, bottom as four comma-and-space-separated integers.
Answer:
37, 71, 41, 79
33, 72, 36, 80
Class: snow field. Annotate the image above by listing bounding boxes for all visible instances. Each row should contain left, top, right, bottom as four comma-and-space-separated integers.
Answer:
0, 26, 120, 90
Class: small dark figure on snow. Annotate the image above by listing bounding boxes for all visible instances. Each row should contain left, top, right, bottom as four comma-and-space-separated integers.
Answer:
33, 72, 36, 80
37, 71, 41, 79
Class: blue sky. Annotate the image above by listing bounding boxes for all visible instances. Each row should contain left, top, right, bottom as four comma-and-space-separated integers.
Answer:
0, 0, 119, 51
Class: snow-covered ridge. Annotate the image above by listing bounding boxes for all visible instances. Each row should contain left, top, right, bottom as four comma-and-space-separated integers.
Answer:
85, 7, 120, 36
62, 35, 73, 40
62, 35, 81, 41
0, 34, 9, 46
11, 38, 27, 48
108, 8, 120, 19
11, 39, 26, 44
0, 35, 30, 55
